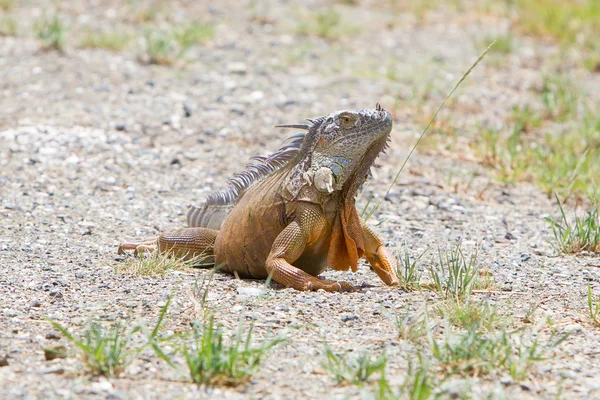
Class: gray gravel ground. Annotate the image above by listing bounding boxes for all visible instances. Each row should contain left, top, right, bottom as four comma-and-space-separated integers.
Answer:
1, 1, 600, 399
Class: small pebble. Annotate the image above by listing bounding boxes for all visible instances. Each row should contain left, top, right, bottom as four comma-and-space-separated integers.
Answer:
183, 104, 192, 117
227, 62, 247, 74
46, 332, 61, 340
237, 287, 264, 297
341, 315, 359, 322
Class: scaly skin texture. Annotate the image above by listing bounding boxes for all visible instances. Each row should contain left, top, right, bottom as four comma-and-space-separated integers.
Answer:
118, 105, 400, 291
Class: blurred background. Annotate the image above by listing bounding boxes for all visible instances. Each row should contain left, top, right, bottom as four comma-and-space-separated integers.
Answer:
0, 0, 598, 204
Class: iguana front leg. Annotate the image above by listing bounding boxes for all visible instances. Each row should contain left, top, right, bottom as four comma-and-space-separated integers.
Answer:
362, 224, 399, 286
266, 204, 354, 292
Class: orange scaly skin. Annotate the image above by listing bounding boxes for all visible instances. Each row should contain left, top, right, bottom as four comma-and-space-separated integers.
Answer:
118, 105, 399, 291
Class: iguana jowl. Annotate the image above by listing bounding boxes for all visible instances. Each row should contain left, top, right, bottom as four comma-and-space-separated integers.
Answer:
118, 104, 399, 291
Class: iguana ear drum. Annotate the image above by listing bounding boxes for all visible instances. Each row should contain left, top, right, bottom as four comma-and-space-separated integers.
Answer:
313, 167, 335, 194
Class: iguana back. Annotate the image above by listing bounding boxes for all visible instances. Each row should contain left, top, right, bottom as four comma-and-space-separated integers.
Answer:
186, 129, 307, 230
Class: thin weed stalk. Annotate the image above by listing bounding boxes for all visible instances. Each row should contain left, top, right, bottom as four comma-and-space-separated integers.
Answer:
587, 284, 600, 327
189, 266, 219, 318
364, 41, 496, 221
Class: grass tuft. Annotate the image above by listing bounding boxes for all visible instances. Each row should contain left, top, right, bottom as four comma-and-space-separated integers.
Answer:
182, 313, 286, 386
116, 250, 212, 276
35, 14, 66, 52
321, 345, 387, 385
142, 23, 214, 65
472, 70, 599, 202
296, 8, 356, 40
0, 16, 16, 36
134, 4, 161, 23
587, 284, 600, 327
175, 23, 214, 49
45, 319, 141, 376
0, 0, 12, 11
395, 312, 426, 343
546, 194, 600, 254
117, 253, 186, 276
514, 0, 600, 51
428, 242, 481, 300
373, 354, 436, 400
427, 315, 568, 380
79, 30, 130, 52
143, 29, 176, 65
435, 299, 504, 332
397, 247, 426, 291
44, 298, 171, 376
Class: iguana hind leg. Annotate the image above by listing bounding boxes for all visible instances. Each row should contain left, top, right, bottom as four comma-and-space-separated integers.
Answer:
118, 228, 218, 265
265, 204, 355, 292
118, 238, 158, 256
362, 224, 399, 286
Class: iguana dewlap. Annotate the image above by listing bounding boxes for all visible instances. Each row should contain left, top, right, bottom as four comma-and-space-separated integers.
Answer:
118, 104, 399, 291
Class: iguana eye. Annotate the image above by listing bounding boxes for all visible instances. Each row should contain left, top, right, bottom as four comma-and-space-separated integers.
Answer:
339, 114, 355, 127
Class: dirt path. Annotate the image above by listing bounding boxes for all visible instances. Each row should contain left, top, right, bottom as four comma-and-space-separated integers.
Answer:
1, 1, 600, 399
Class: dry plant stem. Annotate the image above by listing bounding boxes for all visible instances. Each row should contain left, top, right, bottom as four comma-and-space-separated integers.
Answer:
364, 40, 497, 222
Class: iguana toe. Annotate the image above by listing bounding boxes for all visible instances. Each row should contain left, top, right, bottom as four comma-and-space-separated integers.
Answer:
117, 238, 158, 257
306, 279, 355, 292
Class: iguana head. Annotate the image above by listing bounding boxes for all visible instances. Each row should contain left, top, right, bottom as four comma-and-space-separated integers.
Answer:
205, 104, 392, 207
279, 104, 392, 200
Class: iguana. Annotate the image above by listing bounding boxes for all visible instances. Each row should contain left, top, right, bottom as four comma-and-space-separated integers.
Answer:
118, 104, 399, 292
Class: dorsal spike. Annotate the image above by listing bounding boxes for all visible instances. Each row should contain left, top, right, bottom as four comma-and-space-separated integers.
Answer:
249, 155, 267, 163
266, 147, 298, 162
279, 142, 301, 151
202, 119, 312, 207
274, 124, 310, 130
